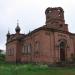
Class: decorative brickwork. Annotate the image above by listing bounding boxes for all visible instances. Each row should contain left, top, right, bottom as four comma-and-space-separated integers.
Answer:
6, 7, 75, 64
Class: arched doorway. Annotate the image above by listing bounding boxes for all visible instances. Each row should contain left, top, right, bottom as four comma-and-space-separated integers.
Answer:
59, 41, 66, 61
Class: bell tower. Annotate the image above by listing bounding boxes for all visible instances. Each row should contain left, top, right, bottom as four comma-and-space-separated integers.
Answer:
45, 7, 68, 31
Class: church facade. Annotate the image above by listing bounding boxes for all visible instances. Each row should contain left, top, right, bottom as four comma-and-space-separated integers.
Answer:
6, 7, 75, 64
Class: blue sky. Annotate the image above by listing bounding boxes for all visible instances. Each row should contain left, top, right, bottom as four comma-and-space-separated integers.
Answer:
0, 0, 75, 50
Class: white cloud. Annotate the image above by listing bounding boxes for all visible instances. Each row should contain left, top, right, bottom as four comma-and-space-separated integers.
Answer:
0, 0, 75, 50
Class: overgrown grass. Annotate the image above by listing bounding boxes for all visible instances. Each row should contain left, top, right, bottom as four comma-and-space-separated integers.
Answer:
0, 61, 75, 75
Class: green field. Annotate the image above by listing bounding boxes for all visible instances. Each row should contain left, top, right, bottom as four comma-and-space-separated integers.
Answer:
0, 62, 75, 75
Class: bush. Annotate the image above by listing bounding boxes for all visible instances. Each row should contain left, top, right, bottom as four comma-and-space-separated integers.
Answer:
0, 54, 5, 61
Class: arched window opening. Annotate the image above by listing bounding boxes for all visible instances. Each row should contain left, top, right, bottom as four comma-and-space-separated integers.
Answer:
59, 41, 66, 61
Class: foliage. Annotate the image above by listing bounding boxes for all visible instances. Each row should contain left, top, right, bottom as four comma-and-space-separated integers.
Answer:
0, 63, 75, 75
0, 50, 5, 61
0, 54, 5, 61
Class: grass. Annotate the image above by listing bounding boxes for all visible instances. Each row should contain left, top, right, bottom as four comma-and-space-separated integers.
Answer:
0, 61, 75, 75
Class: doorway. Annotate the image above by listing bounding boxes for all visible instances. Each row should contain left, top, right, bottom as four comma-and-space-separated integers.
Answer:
59, 42, 66, 61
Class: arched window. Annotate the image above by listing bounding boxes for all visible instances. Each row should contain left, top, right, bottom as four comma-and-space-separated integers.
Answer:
60, 42, 65, 49
27, 44, 32, 54
22, 44, 32, 54
34, 41, 40, 54
22, 45, 28, 54
59, 41, 66, 61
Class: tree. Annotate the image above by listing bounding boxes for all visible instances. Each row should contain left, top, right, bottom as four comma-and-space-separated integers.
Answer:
0, 50, 5, 61
0, 50, 3, 54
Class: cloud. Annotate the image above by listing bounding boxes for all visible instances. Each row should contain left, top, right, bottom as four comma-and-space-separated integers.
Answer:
0, 0, 75, 50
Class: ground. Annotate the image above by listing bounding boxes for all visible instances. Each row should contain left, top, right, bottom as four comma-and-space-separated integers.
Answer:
0, 61, 75, 75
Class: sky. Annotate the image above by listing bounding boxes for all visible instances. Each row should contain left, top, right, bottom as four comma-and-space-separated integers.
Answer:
0, 0, 75, 50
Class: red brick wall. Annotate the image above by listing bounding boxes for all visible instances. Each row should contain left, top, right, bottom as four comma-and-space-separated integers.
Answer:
6, 41, 17, 62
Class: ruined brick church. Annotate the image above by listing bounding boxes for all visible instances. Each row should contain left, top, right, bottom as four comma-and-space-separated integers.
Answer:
6, 7, 75, 64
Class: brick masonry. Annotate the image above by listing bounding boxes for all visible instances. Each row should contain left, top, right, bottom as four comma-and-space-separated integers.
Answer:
6, 7, 75, 64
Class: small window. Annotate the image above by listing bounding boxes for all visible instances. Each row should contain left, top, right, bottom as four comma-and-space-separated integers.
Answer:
24, 45, 28, 54
60, 42, 65, 49
59, 14, 60, 16
34, 41, 40, 54
22, 45, 28, 54
11, 48, 14, 55
27, 44, 32, 54
22, 44, 32, 54
7, 49, 11, 56
58, 9, 60, 12
60, 24, 63, 27
49, 10, 51, 13
22, 47, 25, 54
